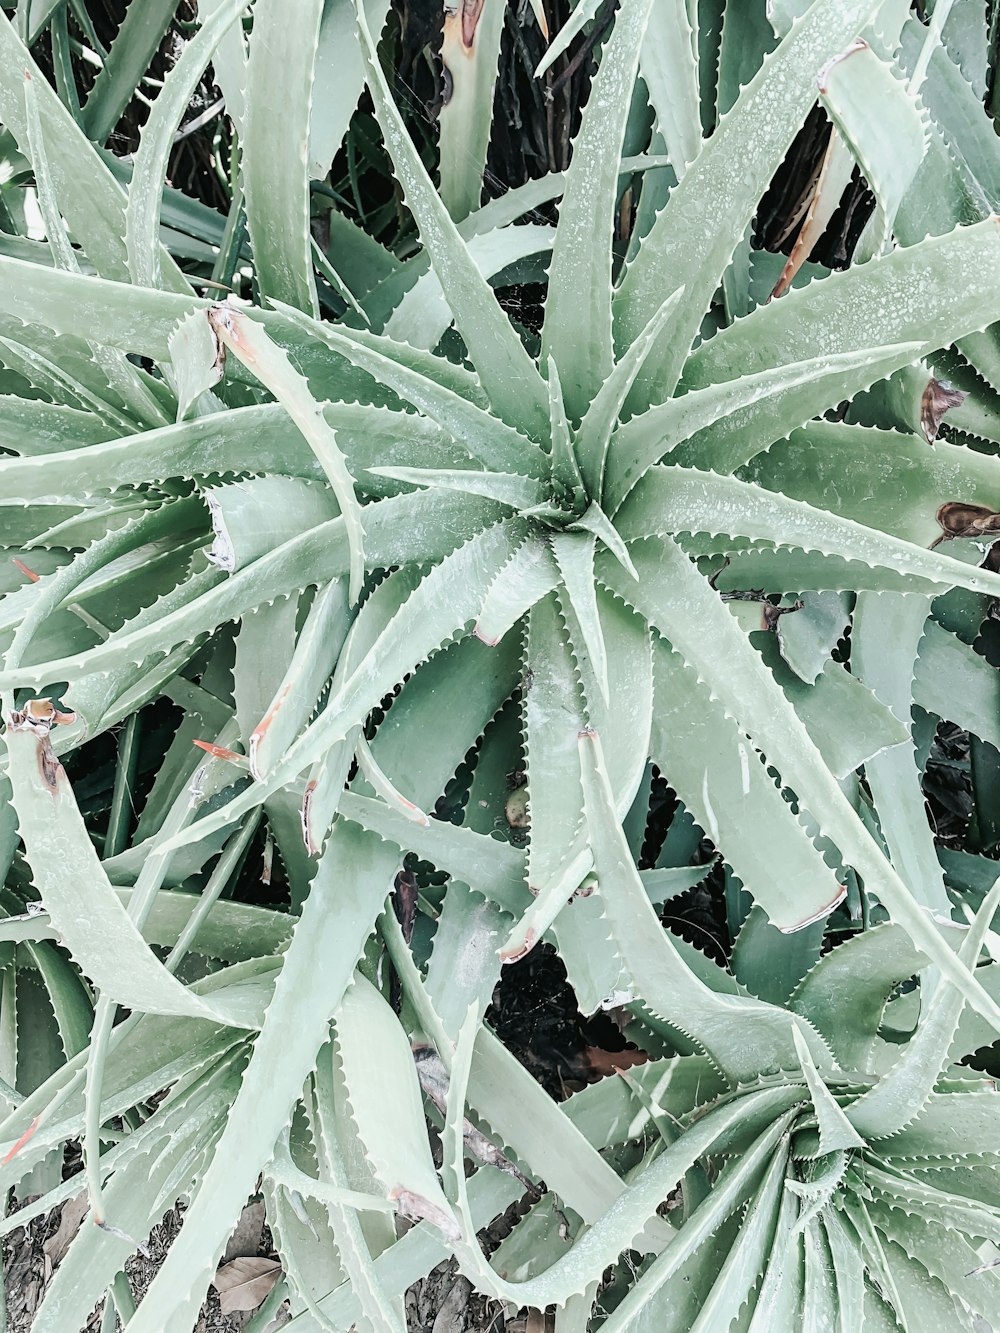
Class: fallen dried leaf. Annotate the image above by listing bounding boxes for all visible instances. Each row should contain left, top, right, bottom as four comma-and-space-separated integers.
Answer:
585, 1046, 649, 1079
222, 1199, 266, 1263
43, 1193, 89, 1269
212, 1255, 282, 1314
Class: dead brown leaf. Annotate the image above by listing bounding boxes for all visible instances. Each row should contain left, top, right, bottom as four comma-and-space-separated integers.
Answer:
390, 1188, 461, 1242
583, 1046, 650, 1079
42, 1193, 90, 1271
222, 1199, 265, 1263
212, 1255, 282, 1314
920, 377, 966, 444
932, 501, 1000, 548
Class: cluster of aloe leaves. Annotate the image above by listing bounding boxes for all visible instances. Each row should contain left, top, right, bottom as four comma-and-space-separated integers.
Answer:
6, 0, 1000, 1327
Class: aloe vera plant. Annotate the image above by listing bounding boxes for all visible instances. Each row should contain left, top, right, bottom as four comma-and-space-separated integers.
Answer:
4, 0, 1000, 1328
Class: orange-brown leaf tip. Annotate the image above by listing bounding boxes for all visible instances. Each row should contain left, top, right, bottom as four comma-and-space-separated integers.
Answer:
2, 1116, 39, 1164
192, 739, 245, 764
12, 558, 39, 582
500, 928, 536, 963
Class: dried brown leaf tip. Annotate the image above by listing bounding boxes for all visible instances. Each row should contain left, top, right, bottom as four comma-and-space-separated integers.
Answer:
762, 599, 803, 632
191, 738, 248, 766
390, 1187, 461, 1242
500, 927, 536, 964
920, 378, 966, 444
7, 698, 76, 732
6, 698, 76, 794
932, 501, 1000, 548
443, 0, 486, 55
718, 587, 802, 631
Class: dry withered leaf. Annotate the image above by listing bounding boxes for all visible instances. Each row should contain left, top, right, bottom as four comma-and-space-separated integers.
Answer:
212, 1255, 282, 1314
932, 501, 1000, 547
390, 1187, 462, 1242
505, 784, 529, 830
5, 697, 76, 794
413, 1046, 539, 1195
42, 1193, 89, 1272
583, 1045, 650, 1079
393, 868, 419, 945
920, 377, 966, 444
6, 697, 76, 731
222, 1199, 266, 1264
761, 598, 804, 632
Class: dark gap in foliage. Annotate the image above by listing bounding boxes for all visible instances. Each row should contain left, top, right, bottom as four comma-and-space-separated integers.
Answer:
487, 942, 635, 1097
756, 103, 875, 272
659, 862, 730, 968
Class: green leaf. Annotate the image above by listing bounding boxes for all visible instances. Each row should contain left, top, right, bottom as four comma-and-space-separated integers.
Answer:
776, 591, 850, 684
599, 537, 1000, 1034
793, 1026, 864, 1154
353, 0, 549, 440
743, 420, 1000, 547
125, 0, 247, 292
597, 1117, 796, 1333
574, 285, 684, 502
534, 0, 601, 77
121, 821, 397, 1333
553, 533, 608, 704
541, 0, 653, 420
521, 594, 587, 909
640, 0, 701, 177
0, 400, 461, 506
819, 39, 928, 257
474, 536, 560, 646
0, 11, 188, 288
271, 302, 549, 479
618, 465, 1000, 600
913, 618, 1000, 748
614, 0, 887, 409
790, 923, 927, 1071
383, 225, 555, 352
249, 578, 351, 779
158, 518, 525, 855
685, 1148, 787, 1333
308, 0, 392, 179
241, 0, 322, 314
32, 1061, 243, 1333
336, 976, 459, 1240
209, 307, 366, 601
683, 219, 1000, 472
754, 631, 909, 781
731, 907, 825, 1008
851, 876, 1000, 1139
649, 639, 843, 931
575, 726, 824, 1078
437, 0, 506, 221
852, 591, 949, 911
368, 465, 546, 512
341, 792, 527, 915
0, 492, 496, 695
605, 343, 922, 511
745, 1191, 803, 1332
81, 0, 182, 146
4, 720, 270, 1028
